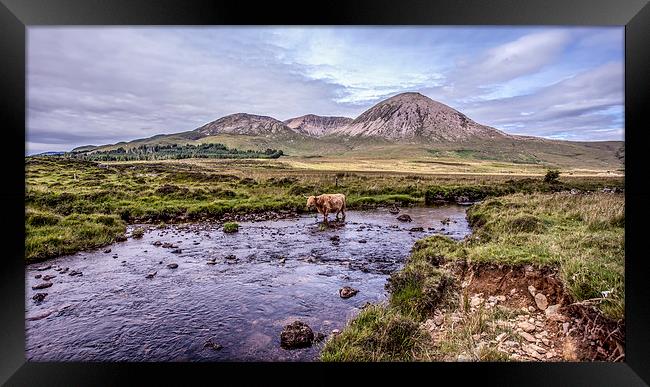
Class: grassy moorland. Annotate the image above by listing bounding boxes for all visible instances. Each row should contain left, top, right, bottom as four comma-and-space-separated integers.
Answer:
25, 156, 622, 263
321, 192, 625, 361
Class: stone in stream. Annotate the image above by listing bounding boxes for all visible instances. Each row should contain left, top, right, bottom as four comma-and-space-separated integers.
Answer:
32, 282, 53, 290
60, 267, 69, 274
358, 239, 367, 243
115, 235, 127, 242
42, 275, 56, 281
330, 235, 340, 242
171, 249, 182, 254
396, 214, 412, 222
34, 274, 42, 279
112, 254, 118, 259
32, 293, 48, 302
206, 258, 217, 265
313, 332, 326, 343
145, 271, 157, 279
36, 265, 51, 271
225, 254, 237, 261
409, 227, 424, 232
152, 241, 162, 247
104, 249, 111, 253
204, 338, 223, 351
69, 270, 83, 276
280, 321, 314, 349
339, 286, 359, 299
162, 242, 178, 249
167, 263, 179, 269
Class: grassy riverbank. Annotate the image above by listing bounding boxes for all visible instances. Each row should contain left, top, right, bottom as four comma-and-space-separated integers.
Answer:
25, 157, 622, 262
321, 192, 624, 361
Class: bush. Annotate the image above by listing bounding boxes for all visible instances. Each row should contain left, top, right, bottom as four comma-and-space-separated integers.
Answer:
131, 227, 145, 238
544, 169, 561, 183
223, 222, 239, 233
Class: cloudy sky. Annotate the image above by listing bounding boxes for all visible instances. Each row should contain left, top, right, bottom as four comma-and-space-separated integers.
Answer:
27, 26, 624, 154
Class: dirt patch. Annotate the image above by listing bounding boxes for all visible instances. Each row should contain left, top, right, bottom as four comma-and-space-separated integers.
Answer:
424, 262, 624, 362
462, 263, 569, 309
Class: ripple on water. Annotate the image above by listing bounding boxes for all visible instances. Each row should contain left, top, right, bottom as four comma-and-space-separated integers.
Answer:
25, 205, 471, 361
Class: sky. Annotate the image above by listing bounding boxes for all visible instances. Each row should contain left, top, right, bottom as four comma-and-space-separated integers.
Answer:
27, 26, 624, 154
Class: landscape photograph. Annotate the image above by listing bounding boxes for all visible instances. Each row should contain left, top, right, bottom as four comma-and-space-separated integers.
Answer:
25, 26, 624, 362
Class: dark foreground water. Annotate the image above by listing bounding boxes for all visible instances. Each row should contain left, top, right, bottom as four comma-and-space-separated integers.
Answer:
26, 205, 471, 361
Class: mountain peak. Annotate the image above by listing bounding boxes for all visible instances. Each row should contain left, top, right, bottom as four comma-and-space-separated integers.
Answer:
284, 114, 353, 137
195, 113, 294, 137
334, 92, 508, 141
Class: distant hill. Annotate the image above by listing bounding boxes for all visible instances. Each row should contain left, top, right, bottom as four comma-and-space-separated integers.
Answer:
195, 113, 295, 137
71, 91, 624, 170
284, 114, 353, 136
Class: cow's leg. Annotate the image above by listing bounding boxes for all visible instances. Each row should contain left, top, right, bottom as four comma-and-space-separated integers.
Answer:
323, 209, 329, 224
341, 208, 346, 221
335, 210, 340, 221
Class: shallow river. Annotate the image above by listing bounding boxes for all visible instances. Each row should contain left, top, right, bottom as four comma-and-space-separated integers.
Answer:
26, 205, 471, 361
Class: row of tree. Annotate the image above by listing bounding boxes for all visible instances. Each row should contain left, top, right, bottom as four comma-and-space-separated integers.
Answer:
69, 143, 284, 161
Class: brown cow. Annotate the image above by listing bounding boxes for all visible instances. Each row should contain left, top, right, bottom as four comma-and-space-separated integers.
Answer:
306, 193, 346, 223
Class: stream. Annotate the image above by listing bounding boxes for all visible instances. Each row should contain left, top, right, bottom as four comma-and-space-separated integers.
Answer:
26, 205, 471, 361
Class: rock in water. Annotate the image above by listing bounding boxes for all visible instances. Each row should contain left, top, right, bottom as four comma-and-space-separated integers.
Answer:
339, 286, 359, 299
145, 271, 157, 279
42, 275, 56, 281
330, 235, 340, 242
535, 293, 548, 310
104, 249, 111, 253
171, 249, 182, 254
36, 265, 51, 271
397, 214, 412, 222
313, 332, 327, 343
280, 321, 314, 349
409, 227, 424, 232
32, 293, 48, 302
167, 263, 178, 269
204, 338, 223, 351
32, 282, 53, 290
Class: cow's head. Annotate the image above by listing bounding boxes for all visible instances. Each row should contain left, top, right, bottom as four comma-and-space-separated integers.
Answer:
306, 195, 316, 209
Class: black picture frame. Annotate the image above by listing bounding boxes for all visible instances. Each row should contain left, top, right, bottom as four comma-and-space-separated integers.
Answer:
1, 0, 649, 385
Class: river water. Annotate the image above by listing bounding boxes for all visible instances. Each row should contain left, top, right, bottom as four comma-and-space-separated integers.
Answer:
26, 205, 471, 361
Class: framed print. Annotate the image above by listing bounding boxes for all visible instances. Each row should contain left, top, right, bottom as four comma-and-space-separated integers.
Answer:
1, 0, 649, 385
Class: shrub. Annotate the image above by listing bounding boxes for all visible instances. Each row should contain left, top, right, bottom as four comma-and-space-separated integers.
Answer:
544, 169, 561, 183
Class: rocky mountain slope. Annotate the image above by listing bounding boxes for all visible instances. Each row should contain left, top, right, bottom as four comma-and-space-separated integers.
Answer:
195, 113, 295, 137
333, 92, 509, 142
283, 114, 353, 137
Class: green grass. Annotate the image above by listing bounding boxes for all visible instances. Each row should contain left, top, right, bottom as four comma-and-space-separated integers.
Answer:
223, 222, 239, 233
320, 304, 426, 362
322, 191, 624, 361
25, 157, 623, 266
25, 208, 125, 262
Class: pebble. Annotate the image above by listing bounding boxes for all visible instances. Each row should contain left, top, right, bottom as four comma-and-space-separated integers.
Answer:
527, 285, 536, 296
518, 331, 536, 342
517, 321, 536, 333
32, 282, 53, 290
167, 263, 178, 269
535, 293, 548, 310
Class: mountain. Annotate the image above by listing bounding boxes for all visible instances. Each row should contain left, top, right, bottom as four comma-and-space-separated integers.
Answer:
195, 113, 296, 137
284, 114, 353, 137
333, 92, 509, 142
